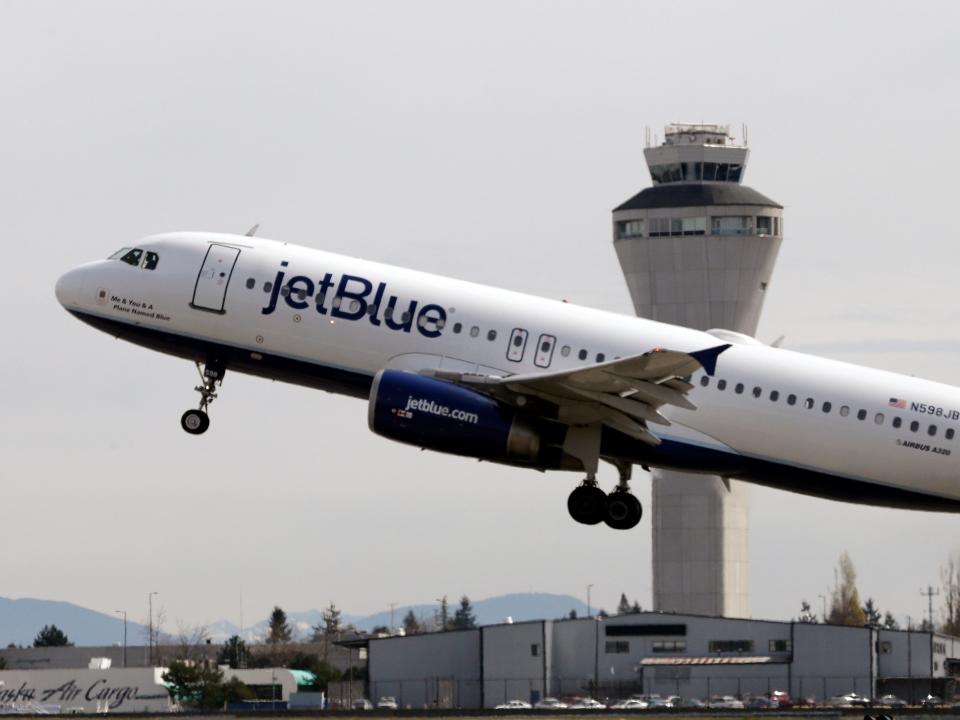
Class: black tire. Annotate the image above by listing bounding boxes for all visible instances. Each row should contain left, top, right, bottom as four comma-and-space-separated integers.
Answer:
604, 491, 643, 530
180, 409, 210, 435
567, 484, 607, 525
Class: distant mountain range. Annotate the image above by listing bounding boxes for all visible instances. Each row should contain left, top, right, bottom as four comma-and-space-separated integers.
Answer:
0, 593, 589, 647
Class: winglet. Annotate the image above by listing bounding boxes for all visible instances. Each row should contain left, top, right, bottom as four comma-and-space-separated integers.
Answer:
245, 223, 260, 237
689, 344, 731, 377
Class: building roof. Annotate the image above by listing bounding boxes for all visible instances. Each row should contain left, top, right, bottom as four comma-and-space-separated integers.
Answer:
613, 183, 782, 212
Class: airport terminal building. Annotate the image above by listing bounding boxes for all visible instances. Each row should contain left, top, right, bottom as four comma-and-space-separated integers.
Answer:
364, 611, 959, 709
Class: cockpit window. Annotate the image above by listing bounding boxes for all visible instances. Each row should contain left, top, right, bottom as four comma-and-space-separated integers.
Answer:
142, 251, 159, 270
119, 248, 143, 266
108, 247, 132, 260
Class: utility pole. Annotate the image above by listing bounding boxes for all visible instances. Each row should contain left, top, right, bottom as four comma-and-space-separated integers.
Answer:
389, 603, 396, 633
587, 584, 594, 618
921, 586, 940, 630
818, 594, 827, 623
114, 610, 127, 668
148, 591, 159, 666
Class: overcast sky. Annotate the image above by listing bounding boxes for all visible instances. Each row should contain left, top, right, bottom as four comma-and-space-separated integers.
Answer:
2, 0, 959, 636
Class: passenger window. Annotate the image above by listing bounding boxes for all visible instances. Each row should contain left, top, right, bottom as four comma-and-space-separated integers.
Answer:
910, 421, 919, 432
470, 326, 479, 338
120, 248, 143, 266
700, 376, 710, 387
752, 386, 761, 398
596, 353, 605, 362
263, 281, 273, 292
770, 390, 779, 401
875, 413, 884, 425
823, 401, 832, 413
281, 286, 291, 297
142, 251, 160, 270
453, 322, 462, 334
857, 409, 867, 420
560, 345, 571, 357
507, 328, 529, 363
718, 380, 727, 391
893, 417, 902, 428
840, 406, 850, 417
246, 278, 256, 289
928, 425, 937, 437
787, 394, 796, 406
302, 290, 311, 302
535, 334, 557, 368
487, 329, 497, 341
734, 383, 744, 394
578, 349, 588, 361
947, 428, 955, 440
804, 398, 814, 409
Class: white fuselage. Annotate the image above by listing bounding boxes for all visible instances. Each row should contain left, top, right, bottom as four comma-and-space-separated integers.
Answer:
55, 232, 960, 509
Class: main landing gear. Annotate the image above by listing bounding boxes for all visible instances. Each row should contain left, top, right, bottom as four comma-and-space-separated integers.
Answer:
567, 461, 642, 530
180, 360, 225, 435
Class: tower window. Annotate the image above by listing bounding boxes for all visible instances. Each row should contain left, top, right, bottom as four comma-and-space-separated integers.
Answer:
617, 220, 644, 238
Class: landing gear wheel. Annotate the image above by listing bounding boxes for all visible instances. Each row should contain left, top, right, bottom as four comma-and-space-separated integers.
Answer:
181, 409, 210, 435
604, 490, 643, 530
567, 483, 607, 525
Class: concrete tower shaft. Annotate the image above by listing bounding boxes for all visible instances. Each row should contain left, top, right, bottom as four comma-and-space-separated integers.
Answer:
612, 123, 783, 618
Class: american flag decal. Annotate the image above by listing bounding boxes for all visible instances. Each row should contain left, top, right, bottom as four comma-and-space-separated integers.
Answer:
889, 398, 907, 409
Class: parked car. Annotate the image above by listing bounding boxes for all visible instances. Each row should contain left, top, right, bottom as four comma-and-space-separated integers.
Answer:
708, 695, 745, 709
534, 697, 568, 710
770, 690, 793, 708
352, 699, 374, 710
495, 700, 533, 710
376, 696, 399, 710
827, 693, 870, 708
746, 696, 779, 710
568, 697, 607, 710
876, 694, 907, 708
671, 697, 707, 709
921, 694, 944, 708
610, 698, 648, 710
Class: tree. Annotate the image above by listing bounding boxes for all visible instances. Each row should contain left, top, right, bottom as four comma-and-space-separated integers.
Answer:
222, 677, 255, 704
617, 593, 631, 615
217, 635, 247, 669
162, 660, 225, 711
266, 606, 292, 645
941, 553, 960, 636
435, 596, 450, 631
798, 600, 818, 623
597, 609, 609, 618
402, 610, 421, 635
862, 598, 882, 627
452, 596, 476, 629
828, 551, 866, 626
568, 609, 577, 619
882, 611, 900, 630
631, 601, 642, 613
0, 656, 6, 670
174, 622, 211, 661
33, 624, 72, 647
322, 602, 342, 636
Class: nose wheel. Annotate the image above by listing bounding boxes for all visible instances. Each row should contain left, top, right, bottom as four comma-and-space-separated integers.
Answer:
181, 360, 224, 435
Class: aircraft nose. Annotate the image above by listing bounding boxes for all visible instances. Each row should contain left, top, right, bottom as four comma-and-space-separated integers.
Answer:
55, 267, 87, 307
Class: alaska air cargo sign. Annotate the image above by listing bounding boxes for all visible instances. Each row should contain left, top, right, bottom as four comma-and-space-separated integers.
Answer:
0, 671, 169, 711
262, 262, 447, 338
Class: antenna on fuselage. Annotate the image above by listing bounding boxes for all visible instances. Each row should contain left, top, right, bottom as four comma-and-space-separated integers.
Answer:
244, 223, 260, 237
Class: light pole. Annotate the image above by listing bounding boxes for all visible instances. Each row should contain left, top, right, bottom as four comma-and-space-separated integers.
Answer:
148, 591, 159, 666
817, 594, 826, 622
587, 584, 594, 618
114, 610, 127, 668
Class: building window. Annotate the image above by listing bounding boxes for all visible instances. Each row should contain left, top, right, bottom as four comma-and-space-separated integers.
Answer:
709, 640, 754, 653
681, 217, 707, 235
651, 640, 686, 652
617, 220, 644, 238
605, 641, 630, 654
531, 644, 539, 657
880, 641, 893, 654
712, 216, 752, 235
769, 639, 792, 652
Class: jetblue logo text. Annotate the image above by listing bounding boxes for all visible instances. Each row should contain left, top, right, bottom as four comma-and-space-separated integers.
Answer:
405, 396, 479, 424
261, 262, 446, 338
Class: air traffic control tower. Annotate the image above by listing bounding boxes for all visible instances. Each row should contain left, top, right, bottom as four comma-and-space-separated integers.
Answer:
612, 123, 783, 617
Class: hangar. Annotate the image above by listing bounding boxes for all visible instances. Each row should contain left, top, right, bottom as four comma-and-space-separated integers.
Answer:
364, 611, 959, 709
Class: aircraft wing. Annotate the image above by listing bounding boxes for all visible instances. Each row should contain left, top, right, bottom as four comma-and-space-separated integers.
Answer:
428, 344, 731, 446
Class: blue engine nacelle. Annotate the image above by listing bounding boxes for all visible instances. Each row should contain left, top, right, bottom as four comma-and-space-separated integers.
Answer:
369, 369, 561, 467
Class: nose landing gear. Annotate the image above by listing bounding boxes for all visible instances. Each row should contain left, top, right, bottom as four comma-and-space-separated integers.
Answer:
180, 360, 225, 435
566, 461, 643, 530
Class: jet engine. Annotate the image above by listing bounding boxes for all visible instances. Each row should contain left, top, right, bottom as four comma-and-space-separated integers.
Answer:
368, 369, 569, 468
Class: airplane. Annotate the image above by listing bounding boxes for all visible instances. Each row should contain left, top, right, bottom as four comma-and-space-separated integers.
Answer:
55, 231, 960, 529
